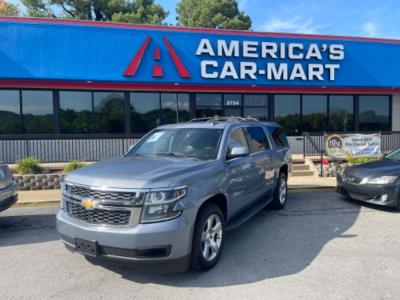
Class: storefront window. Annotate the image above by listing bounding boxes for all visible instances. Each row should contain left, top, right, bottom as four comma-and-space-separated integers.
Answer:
0, 90, 21, 134
224, 94, 242, 117
130, 92, 160, 133
196, 94, 222, 118
243, 94, 268, 120
359, 95, 390, 131
161, 93, 190, 124
329, 95, 354, 132
22, 90, 53, 134
274, 95, 301, 136
302, 95, 327, 132
60, 91, 92, 134
93, 92, 125, 134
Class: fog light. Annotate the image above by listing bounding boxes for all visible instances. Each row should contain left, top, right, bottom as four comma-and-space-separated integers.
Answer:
380, 194, 388, 201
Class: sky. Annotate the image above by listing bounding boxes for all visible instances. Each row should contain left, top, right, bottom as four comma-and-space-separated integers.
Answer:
158, 0, 400, 38
9, 0, 400, 39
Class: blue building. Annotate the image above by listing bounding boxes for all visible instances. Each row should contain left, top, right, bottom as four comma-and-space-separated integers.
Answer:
0, 17, 398, 161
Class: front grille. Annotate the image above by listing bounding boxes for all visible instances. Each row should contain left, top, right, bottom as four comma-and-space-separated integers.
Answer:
66, 201, 131, 225
65, 184, 137, 202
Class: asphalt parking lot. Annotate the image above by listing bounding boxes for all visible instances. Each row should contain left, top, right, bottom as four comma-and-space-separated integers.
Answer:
1, 191, 399, 300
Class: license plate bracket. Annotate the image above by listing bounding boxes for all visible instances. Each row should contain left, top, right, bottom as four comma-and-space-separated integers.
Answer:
75, 238, 98, 257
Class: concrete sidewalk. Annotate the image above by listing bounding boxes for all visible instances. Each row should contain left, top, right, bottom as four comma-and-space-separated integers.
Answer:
288, 176, 337, 190
15, 189, 61, 207
14, 176, 337, 207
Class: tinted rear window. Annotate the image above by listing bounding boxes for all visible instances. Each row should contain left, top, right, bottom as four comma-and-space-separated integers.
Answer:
246, 127, 270, 152
266, 126, 289, 147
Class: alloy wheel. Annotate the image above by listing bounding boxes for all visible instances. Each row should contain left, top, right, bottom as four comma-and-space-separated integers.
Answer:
279, 177, 287, 205
201, 214, 223, 262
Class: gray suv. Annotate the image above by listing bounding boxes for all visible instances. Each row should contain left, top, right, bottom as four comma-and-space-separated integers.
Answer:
57, 118, 290, 271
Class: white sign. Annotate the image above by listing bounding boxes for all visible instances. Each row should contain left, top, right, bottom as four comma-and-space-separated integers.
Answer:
195, 39, 345, 81
325, 133, 381, 159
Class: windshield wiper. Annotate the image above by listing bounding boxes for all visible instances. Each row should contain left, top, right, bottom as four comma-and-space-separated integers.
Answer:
127, 153, 142, 157
156, 152, 188, 158
156, 152, 199, 160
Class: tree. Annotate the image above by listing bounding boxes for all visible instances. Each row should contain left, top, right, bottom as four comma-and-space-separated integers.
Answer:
0, 0, 20, 16
176, 0, 251, 30
21, 0, 168, 24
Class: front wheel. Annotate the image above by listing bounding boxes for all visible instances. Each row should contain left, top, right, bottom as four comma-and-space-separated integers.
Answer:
269, 172, 288, 210
190, 203, 225, 271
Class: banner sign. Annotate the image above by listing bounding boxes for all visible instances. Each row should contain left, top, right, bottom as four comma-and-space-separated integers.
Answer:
0, 18, 400, 88
325, 133, 381, 159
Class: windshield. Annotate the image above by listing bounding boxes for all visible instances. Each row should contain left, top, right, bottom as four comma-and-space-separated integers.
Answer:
128, 128, 224, 160
384, 148, 400, 161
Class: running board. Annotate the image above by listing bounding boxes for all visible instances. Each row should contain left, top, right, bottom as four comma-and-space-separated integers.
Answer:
226, 198, 271, 231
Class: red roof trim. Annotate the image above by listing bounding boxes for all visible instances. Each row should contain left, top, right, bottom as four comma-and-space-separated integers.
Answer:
0, 79, 396, 94
1, 16, 400, 44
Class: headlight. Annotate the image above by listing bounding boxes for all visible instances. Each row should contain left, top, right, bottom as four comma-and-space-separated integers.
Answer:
140, 186, 187, 223
360, 176, 398, 185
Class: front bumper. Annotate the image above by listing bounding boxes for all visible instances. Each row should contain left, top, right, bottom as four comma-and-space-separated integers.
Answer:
56, 209, 194, 262
337, 178, 399, 207
0, 181, 18, 212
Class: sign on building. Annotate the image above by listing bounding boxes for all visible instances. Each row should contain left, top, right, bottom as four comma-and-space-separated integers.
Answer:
325, 133, 381, 159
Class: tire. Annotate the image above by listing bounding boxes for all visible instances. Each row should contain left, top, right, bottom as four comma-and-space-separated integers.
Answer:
269, 172, 288, 210
190, 203, 225, 271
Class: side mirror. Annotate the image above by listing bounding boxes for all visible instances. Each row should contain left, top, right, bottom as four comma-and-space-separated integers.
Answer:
227, 146, 249, 159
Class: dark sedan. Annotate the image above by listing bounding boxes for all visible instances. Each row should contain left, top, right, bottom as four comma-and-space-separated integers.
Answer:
337, 149, 400, 210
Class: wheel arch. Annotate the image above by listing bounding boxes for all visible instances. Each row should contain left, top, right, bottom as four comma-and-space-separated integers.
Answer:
279, 164, 288, 178
198, 193, 228, 222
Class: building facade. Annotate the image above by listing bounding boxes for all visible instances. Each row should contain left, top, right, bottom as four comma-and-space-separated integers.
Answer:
0, 17, 398, 142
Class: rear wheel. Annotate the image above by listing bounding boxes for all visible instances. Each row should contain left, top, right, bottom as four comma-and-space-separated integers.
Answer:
270, 172, 288, 210
190, 203, 225, 271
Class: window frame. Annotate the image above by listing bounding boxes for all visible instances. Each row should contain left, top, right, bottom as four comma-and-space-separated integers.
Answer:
327, 94, 355, 133
357, 94, 391, 132
0, 89, 23, 134
243, 94, 269, 121
21, 89, 54, 134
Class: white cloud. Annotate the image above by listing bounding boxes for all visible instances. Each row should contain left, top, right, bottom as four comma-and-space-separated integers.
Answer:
362, 21, 378, 37
261, 16, 321, 34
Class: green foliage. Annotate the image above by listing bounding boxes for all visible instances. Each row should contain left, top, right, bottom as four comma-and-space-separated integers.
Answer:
0, 0, 20, 16
16, 157, 42, 174
63, 161, 84, 173
177, 0, 251, 30
112, 0, 167, 24
21, 0, 168, 24
346, 155, 378, 165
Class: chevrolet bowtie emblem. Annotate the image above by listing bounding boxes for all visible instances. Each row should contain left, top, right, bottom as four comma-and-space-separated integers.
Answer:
80, 198, 96, 210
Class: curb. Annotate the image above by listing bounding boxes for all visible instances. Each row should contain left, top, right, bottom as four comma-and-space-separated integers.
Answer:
288, 186, 336, 192
14, 199, 60, 208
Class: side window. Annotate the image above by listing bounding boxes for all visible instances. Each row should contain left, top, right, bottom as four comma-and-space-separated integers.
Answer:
227, 128, 249, 152
246, 126, 270, 153
267, 126, 289, 147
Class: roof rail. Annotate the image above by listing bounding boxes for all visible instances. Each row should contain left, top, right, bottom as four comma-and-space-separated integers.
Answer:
189, 116, 259, 123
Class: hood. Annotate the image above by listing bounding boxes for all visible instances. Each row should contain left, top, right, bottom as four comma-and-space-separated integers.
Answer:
345, 159, 400, 178
64, 156, 213, 189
